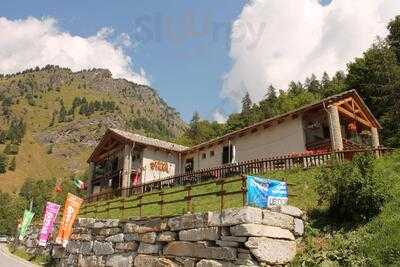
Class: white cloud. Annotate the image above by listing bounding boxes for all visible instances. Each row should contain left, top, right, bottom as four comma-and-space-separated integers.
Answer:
222, 0, 400, 108
212, 109, 228, 123
0, 17, 149, 85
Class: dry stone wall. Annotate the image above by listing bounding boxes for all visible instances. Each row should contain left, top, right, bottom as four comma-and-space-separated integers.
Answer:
19, 206, 305, 267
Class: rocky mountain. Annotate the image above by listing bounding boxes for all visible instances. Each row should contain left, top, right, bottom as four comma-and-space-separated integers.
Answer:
0, 65, 187, 192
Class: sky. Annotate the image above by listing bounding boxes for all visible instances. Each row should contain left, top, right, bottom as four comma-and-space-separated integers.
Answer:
1, 0, 399, 122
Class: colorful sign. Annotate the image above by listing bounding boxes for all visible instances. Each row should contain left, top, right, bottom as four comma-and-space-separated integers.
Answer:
56, 193, 83, 247
19, 210, 35, 240
150, 161, 169, 173
38, 202, 60, 246
246, 176, 288, 208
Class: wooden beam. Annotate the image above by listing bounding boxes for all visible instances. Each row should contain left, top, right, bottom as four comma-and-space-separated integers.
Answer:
94, 144, 124, 163
350, 99, 370, 122
335, 97, 353, 107
337, 106, 372, 128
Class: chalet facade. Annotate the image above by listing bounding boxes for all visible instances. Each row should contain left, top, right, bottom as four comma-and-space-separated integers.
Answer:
87, 90, 381, 196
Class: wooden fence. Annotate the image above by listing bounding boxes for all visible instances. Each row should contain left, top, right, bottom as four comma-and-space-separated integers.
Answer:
79, 175, 296, 219
85, 147, 391, 204
79, 148, 392, 219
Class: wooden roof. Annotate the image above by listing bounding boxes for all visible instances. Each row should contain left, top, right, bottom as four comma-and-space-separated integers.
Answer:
87, 128, 188, 163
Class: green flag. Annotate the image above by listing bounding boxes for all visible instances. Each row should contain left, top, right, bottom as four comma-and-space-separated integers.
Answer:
19, 210, 35, 240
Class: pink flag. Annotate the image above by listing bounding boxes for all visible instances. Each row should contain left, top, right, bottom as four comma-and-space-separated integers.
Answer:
38, 202, 60, 246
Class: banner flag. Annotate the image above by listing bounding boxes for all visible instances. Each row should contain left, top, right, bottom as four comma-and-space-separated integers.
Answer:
73, 179, 86, 190
38, 202, 60, 246
56, 193, 83, 247
246, 175, 288, 208
19, 210, 35, 240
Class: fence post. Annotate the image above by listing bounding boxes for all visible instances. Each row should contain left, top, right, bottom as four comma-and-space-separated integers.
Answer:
160, 190, 164, 217
220, 180, 225, 212
95, 201, 99, 218
139, 195, 143, 218
120, 198, 125, 219
241, 175, 247, 207
186, 186, 192, 214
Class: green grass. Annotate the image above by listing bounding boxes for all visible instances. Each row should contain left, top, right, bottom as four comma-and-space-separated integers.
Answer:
295, 151, 400, 266
8, 245, 51, 266
80, 168, 320, 220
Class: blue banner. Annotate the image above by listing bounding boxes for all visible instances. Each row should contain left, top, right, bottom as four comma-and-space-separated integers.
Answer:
246, 175, 288, 208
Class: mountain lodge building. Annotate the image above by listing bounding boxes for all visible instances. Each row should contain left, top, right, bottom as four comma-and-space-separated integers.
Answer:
87, 90, 381, 196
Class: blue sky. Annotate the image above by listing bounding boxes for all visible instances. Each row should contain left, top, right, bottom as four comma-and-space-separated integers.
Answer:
1, 0, 248, 121
2, 0, 396, 124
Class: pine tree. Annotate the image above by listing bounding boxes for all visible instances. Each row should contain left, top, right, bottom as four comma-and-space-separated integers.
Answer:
0, 153, 8, 173
388, 15, 400, 62
8, 156, 15, 171
321, 72, 330, 87
266, 85, 277, 101
58, 103, 67, 122
241, 92, 252, 114
0, 130, 6, 144
305, 74, 321, 94
49, 111, 56, 127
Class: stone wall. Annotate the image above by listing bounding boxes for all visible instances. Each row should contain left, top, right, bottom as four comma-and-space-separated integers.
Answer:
18, 206, 305, 267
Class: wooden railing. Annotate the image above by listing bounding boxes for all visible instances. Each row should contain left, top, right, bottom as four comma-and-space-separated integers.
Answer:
79, 175, 296, 219
85, 147, 391, 204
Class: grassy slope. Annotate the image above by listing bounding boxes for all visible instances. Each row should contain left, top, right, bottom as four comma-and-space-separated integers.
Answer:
0, 86, 107, 192
295, 151, 400, 266
80, 167, 320, 219
0, 71, 176, 192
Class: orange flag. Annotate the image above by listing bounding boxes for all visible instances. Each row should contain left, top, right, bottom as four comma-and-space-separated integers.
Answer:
56, 193, 83, 247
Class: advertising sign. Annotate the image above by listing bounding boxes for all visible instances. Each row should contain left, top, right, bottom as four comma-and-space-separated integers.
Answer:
38, 202, 60, 246
19, 210, 35, 240
55, 193, 83, 247
246, 175, 288, 208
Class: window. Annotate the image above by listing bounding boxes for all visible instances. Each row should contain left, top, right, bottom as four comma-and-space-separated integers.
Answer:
210, 150, 215, 157
222, 145, 233, 164
202, 153, 206, 159
185, 158, 194, 173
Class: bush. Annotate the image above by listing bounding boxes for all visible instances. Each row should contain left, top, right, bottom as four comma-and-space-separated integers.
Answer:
3, 143, 19, 155
47, 144, 53, 154
0, 153, 7, 173
8, 156, 16, 171
316, 153, 389, 222
0, 192, 26, 235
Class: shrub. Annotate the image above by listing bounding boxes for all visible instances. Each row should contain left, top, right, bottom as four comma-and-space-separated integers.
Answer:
0, 153, 8, 173
3, 143, 19, 155
47, 144, 53, 154
316, 153, 389, 222
8, 156, 16, 171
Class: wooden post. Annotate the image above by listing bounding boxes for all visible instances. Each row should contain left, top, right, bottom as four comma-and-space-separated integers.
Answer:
95, 201, 99, 218
87, 162, 95, 196
186, 186, 192, 214
139, 195, 143, 218
241, 175, 247, 207
220, 181, 224, 212
327, 105, 344, 151
122, 143, 133, 197
160, 191, 164, 217
120, 198, 125, 219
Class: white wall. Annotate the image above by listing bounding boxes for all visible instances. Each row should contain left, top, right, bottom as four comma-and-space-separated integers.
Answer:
141, 147, 180, 184
183, 116, 306, 171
